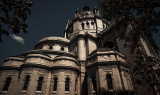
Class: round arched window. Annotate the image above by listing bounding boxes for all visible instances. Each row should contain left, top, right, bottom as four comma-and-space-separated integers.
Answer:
61, 47, 64, 51
49, 46, 52, 50
104, 42, 114, 49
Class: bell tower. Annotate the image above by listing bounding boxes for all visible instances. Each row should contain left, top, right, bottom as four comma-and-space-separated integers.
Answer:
64, 6, 109, 95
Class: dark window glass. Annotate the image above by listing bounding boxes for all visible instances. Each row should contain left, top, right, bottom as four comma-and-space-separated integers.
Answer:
53, 77, 58, 91
65, 77, 70, 91
37, 77, 44, 91
86, 22, 89, 25
86, 22, 90, 28
81, 23, 84, 29
104, 42, 114, 49
49, 45, 53, 50
106, 74, 113, 90
91, 77, 96, 91
23, 75, 30, 90
3, 77, 12, 91
91, 22, 94, 25
75, 79, 77, 92
61, 47, 64, 51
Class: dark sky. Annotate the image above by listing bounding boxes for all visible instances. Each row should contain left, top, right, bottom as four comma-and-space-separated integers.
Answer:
0, 0, 159, 66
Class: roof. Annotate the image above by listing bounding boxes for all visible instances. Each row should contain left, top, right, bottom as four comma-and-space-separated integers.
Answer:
38, 36, 70, 43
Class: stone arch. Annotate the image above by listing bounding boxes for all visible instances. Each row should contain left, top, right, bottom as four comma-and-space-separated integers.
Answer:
37, 76, 44, 91
53, 77, 58, 91
65, 77, 70, 91
106, 74, 113, 90
23, 75, 30, 90
3, 77, 12, 91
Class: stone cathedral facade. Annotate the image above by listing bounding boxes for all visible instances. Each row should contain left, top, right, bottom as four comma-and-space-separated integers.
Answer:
0, 6, 159, 95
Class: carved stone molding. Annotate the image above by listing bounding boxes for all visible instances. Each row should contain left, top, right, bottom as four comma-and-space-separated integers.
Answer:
86, 61, 129, 69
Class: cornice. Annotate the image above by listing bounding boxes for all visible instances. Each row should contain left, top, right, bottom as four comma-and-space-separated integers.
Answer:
20, 50, 77, 59
88, 50, 126, 60
25, 55, 52, 61
86, 61, 129, 69
0, 66, 19, 70
4, 59, 24, 62
69, 33, 96, 44
20, 64, 80, 73
53, 57, 79, 66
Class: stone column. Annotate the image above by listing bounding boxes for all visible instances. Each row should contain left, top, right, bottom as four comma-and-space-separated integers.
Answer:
77, 37, 86, 61
87, 76, 93, 95
77, 75, 81, 95
79, 61, 87, 95
70, 74, 76, 95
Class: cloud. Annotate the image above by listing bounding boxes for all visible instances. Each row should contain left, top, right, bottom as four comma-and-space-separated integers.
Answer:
10, 34, 25, 44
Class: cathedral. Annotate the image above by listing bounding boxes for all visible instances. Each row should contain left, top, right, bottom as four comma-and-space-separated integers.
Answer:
0, 6, 159, 95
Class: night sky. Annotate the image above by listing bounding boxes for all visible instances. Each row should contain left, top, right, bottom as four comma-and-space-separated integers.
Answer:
0, 0, 159, 66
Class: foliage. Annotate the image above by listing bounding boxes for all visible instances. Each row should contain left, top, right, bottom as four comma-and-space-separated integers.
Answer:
99, 0, 160, 94
99, 0, 160, 52
0, 0, 32, 42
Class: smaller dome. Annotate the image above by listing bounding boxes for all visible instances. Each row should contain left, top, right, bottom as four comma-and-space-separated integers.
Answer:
3, 57, 24, 67
25, 54, 52, 67
35, 37, 70, 50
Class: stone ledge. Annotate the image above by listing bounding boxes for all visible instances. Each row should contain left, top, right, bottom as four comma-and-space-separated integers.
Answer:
86, 61, 129, 69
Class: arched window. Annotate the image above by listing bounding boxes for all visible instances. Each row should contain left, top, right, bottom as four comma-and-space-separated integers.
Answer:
106, 74, 113, 90
91, 22, 95, 29
91, 76, 96, 91
23, 75, 30, 90
75, 79, 77, 92
103, 24, 105, 28
65, 77, 70, 91
81, 23, 84, 29
86, 21, 90, 29
49, 45, 53, 50
37, 77, 44, 91
3, 77, 12, 91
53, 77, 58, 91
61, 47, 64, 51
104, 42, 114, 49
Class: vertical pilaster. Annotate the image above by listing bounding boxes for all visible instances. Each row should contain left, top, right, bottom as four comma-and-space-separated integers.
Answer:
70, 74, 76, 95
27, 70, 39, 95
45, 71, 51, 95
78, 37, 86, 61
87, 76, 93, 95
57, 72, 65, 95
79, 61, 87, 95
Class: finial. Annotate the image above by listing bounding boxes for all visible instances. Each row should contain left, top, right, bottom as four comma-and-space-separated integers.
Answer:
67, 20, 70, 23
77, 8, 79, 11
75, 8, 80, 13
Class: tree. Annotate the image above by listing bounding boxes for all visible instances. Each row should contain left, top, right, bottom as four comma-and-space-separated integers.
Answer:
0, 0, 32, 42
99, 0, 160, 94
